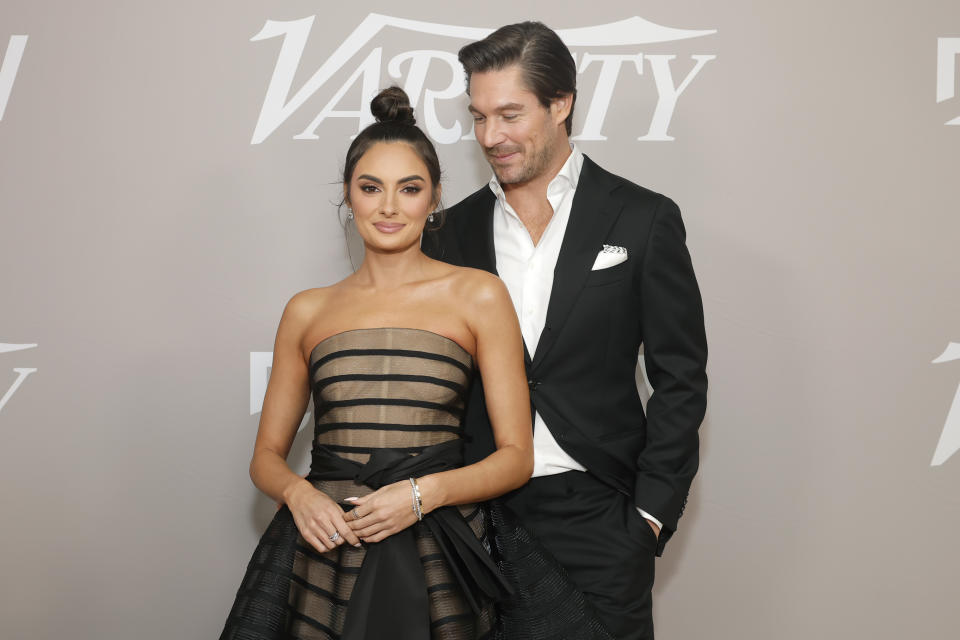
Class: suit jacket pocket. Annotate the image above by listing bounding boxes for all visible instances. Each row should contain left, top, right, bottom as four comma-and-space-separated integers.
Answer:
584, 259, 630, 287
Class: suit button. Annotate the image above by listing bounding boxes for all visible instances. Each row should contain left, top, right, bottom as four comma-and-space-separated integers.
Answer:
527, 379, 540, 389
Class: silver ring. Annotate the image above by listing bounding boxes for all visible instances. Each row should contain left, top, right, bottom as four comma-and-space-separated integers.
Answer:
329, 531, 340, 542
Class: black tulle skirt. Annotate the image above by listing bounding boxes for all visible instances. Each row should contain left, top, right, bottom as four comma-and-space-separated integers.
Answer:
220, 500, 613, 640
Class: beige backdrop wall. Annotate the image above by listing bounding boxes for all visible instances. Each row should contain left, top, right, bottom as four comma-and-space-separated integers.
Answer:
1, 1, 958, 638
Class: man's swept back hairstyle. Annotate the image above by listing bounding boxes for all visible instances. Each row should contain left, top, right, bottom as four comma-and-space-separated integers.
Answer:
458, 21, 577, 135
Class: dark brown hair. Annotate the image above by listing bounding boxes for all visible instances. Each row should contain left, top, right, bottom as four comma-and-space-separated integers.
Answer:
342, 86, 442, 213
458, 21, 577, 135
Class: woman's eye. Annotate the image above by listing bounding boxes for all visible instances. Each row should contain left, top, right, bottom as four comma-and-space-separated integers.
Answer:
360, 184, 379, 193
402, 185, 422, 194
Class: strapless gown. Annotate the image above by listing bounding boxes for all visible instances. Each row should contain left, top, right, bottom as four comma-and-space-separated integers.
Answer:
220, 328, 613, 640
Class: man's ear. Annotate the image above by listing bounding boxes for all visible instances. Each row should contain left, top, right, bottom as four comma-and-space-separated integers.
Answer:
551, 93, 573, 126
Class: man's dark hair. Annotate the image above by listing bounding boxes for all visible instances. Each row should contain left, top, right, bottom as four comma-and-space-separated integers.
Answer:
458, 21, 577, 135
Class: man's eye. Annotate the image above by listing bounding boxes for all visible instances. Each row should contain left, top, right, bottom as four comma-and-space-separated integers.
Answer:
503, 114, 518, 121
473, 116, 485, 123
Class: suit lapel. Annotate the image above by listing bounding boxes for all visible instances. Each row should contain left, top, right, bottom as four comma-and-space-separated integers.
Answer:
458, 188, 497, 275
530, 156, 623, 371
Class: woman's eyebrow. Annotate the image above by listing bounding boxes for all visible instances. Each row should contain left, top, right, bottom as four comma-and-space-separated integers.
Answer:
356, 174, 424, 184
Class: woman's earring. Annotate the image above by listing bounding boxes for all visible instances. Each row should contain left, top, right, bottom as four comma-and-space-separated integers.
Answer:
346, 208, 354, 221
427, 213, 435, 223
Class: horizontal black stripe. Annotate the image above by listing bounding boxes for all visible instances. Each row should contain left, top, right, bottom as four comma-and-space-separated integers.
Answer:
317, 397, 464, 418
318, 443, 428, 454
290, 609, 340, 638
294, 543, 362, 574
315, 421, 461, 435
426, 581, 458, 594
431, 612, 476, 628
314, 373, 466, 397
290, 571, 351, 607
310, 348, 471, 378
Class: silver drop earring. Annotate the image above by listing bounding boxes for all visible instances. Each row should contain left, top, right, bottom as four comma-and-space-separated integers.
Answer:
427, 213, 435, 223
346, 208, 354, 220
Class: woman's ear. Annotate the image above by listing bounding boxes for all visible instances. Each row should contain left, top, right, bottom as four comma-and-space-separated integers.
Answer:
432, 184, 443, 211
343, 183, 351, 209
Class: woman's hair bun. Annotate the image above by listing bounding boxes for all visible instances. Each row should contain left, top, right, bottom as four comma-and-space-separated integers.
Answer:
370, 86, 416, 126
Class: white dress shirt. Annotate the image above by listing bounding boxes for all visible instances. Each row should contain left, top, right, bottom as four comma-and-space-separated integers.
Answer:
489, 145, 663, 530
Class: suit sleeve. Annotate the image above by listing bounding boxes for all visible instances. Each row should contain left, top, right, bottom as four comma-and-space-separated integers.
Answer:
633, 195, 708, 546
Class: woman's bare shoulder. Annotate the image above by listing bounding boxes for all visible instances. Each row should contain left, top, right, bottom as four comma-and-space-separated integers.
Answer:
454, 265, 506, 290
433, 262, 498, 286
440, 265, 509, 307
279, 286, 339, 328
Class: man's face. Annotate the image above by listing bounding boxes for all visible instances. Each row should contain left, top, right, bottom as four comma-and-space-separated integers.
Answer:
467, 64, 568, 186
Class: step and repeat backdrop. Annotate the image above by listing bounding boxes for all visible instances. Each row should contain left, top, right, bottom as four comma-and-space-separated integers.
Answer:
1, 1, 958, 638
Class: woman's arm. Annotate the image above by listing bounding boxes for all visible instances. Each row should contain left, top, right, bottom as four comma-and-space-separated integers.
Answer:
418, 272, 534, 507
348, 273, 533, 542
250, 291, 362, 549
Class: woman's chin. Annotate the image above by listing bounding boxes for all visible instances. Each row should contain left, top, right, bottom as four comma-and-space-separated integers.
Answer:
362, 238, 420, 255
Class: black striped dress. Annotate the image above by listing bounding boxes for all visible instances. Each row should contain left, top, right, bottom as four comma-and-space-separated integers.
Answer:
221, 328, 494, 640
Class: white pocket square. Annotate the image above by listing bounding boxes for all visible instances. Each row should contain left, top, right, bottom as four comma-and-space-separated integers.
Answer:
591, 244, 628, 270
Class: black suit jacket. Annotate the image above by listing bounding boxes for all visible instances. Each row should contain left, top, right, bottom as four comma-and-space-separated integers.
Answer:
423, 155, 707, 555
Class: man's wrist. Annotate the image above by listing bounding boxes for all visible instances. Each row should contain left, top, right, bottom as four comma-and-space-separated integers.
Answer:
637, 507, 662, 539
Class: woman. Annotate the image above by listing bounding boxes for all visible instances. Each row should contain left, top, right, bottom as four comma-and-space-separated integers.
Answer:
220, 87, 534, 640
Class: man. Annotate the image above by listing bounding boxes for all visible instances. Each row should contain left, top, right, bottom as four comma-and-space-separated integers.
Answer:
423, 21, 707, 640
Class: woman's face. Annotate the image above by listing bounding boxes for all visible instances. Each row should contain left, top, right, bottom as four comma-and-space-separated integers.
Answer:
345, 142, 439, 254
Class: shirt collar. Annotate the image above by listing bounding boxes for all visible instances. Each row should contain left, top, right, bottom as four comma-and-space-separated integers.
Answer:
487, 144, 583, 206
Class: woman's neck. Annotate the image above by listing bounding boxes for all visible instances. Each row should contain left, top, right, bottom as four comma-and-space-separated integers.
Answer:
352, 244, 432, 290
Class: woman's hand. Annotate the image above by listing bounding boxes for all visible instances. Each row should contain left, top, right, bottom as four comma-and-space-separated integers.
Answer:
285, 479, 362, 551
345, 480, 419, 543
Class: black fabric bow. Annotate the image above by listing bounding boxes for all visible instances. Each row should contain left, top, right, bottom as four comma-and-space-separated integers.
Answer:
306, 439, 511, 640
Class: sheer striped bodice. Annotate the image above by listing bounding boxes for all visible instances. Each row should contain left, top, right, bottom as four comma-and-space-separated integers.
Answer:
306, 328, 474, 504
